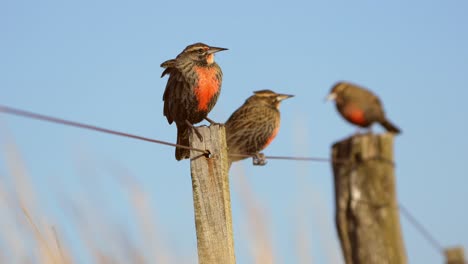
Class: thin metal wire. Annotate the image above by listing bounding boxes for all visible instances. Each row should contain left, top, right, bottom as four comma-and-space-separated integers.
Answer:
0, 104, 343, 163
229, 153, 334, 163
399, 203, 444, 253
0, 104, 451, 257
265, 155, 333, 162
0, 105, 208, 154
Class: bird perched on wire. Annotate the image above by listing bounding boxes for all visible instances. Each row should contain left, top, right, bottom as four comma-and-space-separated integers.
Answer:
161, 42, 228, 160
225, 90, 294, 167
326, 81, 401, 134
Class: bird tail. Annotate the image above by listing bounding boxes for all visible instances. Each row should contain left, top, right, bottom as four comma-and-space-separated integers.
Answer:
380, 119, 402, 134
175, 123, 191, 160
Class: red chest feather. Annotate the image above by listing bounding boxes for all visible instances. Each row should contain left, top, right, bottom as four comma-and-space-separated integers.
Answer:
194, 66, 220, 111
262, 127, 280, 150
344, 108, 367, 126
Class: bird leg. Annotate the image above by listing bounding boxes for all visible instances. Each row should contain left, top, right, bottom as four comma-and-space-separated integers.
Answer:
354, 127, 372, 136
185, 120, 204, 142
252, 152, 267, 166
204, 116, 224, 126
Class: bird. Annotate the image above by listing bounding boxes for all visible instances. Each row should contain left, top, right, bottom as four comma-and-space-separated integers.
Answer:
225, 90, 293, 167
326, 81, 401, 134
161, 42, 228, 160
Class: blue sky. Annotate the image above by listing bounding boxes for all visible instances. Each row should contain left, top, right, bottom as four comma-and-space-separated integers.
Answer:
1, 0, 468, 263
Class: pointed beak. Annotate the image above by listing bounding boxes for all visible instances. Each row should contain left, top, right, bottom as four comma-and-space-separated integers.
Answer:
325, 92, 337, 102
277, 94, 294, 101
207, 46, 228, 54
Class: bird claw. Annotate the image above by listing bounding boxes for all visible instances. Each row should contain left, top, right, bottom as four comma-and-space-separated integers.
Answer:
353, 127, 373, 137
185, 120, 204, 142
252, 153, 267, 166
192, 127, 203, 142
204, 117, 224, 126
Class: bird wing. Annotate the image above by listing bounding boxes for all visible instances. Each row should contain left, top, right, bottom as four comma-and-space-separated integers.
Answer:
225, 105, 277, 155
161, 61, 192, 124
364, 93, 386, 122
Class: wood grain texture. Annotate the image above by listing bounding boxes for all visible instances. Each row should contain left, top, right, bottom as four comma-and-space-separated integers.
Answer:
332, 133, 407, 264
189, 125, 235, 264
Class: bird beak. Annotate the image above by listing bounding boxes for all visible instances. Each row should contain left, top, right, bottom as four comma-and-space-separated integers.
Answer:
207, 46, 228, 54
325, 92, 337, 102
277, 94, 294, 101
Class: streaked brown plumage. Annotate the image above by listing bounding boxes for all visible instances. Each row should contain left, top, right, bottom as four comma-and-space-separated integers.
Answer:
161, 43, 227, 160
327, 81, 401, 134
225, 90, 293, 166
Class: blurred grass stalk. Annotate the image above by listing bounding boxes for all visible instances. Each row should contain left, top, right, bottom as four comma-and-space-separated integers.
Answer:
0, 129, 164, 263
0, 123, 339, 263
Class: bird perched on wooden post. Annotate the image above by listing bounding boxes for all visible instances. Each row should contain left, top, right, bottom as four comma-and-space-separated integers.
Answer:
225, 90, 294, 167
326, 81, 401, 134
161, 42, 228, 160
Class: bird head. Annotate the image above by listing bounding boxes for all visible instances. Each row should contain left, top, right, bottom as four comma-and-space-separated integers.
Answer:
179, 42, 228, 65
251, 90, 294, 109
326, 82, 349, 102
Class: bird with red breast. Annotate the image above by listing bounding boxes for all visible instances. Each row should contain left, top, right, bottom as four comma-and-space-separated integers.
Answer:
225, 90, 294, 167
326, 81, 401, 134
161, 43, 228, 160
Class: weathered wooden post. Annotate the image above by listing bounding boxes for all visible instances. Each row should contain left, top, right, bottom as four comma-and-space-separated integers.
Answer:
189, 125, 235, 264
445, 247, 465, 264
331, 133, 407, 264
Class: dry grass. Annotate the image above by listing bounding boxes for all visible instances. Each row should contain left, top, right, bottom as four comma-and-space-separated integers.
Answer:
0, 127, 340, 264
232, 166, 276, 263
0, 131, 163, 264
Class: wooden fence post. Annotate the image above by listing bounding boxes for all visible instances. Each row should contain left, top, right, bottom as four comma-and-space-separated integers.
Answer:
189, 125, 236, 264
445, 247, 465, 264
331, 133, 407, 264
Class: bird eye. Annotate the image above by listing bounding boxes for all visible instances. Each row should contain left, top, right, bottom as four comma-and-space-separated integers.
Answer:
197, 48, 205, 54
